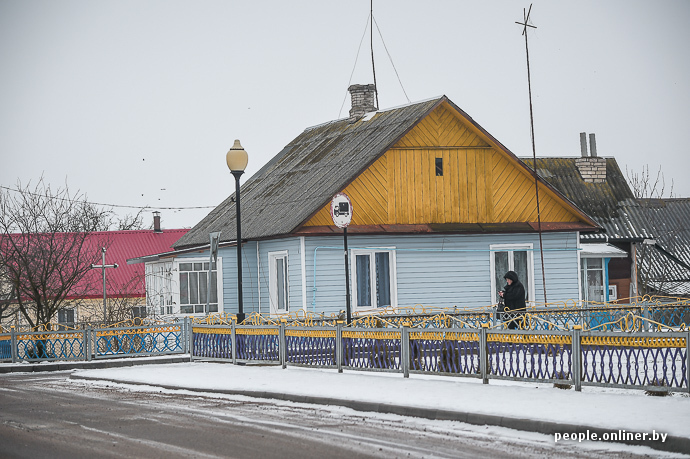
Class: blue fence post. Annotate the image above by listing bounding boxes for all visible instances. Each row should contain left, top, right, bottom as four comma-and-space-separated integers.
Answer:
480, 324, 489, 384
231, 320, 237, 365
401, 323, 410, 378
11, 327, 17, 363
572, 325, 582, 391
336, 321, 343, 373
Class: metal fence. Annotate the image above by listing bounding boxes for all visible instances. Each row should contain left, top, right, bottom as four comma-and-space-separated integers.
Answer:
191, 323, 690, 393
0, 322, 188, 363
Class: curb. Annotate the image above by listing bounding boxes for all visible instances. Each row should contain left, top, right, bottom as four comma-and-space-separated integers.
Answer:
69, 372, 690, 455
0, 356, 190, 374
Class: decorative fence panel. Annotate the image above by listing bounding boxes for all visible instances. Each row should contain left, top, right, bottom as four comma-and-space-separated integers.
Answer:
235, 327, 280, 362
581, 332, 688, 391
94, 324, 183, 359
487, 331, 573, 383
193, 325, 232, 359
342, 329, 401, 372
0, 334, 11, 361
409, 330, 480, 376
16, 330, 85, 361
285, 327, 337, 368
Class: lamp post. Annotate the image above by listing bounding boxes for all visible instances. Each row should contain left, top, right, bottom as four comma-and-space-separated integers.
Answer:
226, 139, 248, 324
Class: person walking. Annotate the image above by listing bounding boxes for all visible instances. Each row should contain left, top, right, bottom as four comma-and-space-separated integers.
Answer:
499, 270, 526, 330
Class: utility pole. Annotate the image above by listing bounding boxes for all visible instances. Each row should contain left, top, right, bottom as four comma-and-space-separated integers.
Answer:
91, 247, 118, 323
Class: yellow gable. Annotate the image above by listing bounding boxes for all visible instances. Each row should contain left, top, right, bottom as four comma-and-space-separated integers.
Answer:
303, 102, 586, 228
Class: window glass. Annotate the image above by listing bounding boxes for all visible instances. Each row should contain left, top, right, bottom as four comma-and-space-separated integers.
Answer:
494, 251, 509, 293
375, 252, 391, 307
179, 263, 192, 271
356, 254, 372, 307
514, 251, 529, 301
199, 272, 208, 304
277, 258, 286, 310
180, 273, 189, 304
189, 272, 199, 305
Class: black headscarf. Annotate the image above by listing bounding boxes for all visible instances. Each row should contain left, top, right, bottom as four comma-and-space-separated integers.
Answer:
502, 271, 526, 311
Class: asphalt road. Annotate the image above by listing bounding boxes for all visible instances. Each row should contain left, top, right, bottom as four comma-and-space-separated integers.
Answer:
0, 372, 666, 459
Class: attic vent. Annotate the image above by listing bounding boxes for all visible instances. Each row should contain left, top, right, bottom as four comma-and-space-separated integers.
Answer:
348, 84, 377, 118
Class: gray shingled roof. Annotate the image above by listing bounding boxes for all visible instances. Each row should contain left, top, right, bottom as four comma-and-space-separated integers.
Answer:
174, 97, 443, 249
637, 198, 690, 296
522, 157, 654, 242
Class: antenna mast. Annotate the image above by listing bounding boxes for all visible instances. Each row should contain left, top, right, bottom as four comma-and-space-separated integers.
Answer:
370, 0, 379, 108
516, 4, 548, 304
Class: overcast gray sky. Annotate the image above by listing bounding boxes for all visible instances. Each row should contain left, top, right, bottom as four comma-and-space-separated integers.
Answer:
1, 1, 689, 229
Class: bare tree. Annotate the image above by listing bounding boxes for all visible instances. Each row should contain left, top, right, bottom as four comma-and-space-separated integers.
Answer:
0, 178, 111, 328
626, 164, 675, 199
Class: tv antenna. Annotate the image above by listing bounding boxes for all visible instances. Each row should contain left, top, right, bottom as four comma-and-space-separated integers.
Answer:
516, 5, 548, 304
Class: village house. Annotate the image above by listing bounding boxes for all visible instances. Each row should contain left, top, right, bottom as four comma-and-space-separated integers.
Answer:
2, 213, 187, 328
133, 85, 603, 318
523, 133, 690, 302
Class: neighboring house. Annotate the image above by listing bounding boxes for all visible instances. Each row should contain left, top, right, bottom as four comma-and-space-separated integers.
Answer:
133, 85, 599, 317
2, 214, 187, 327
636, 198, 690, 297
523, 134, 656, 302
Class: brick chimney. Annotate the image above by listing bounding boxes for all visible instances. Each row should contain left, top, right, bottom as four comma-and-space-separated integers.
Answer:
153, 211, 162, 233
575, 133, 606, 183
348, 84, 377, 118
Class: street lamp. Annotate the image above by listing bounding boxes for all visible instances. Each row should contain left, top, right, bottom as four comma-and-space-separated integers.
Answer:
226, 139, 248, 324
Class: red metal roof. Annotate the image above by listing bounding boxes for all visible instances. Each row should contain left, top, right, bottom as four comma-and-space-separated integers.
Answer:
75, 229, 188, 299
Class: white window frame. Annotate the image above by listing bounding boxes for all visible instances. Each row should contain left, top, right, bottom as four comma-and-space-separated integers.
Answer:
350, 248, 398, 312
268, 250, 290, 315
173, 257, 223, 316
580, 256, 606, 303
489, 243, 535, 305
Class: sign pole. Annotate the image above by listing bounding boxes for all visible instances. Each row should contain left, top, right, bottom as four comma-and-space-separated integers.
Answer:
330, 192, 354, 326
343, 226, 352, 325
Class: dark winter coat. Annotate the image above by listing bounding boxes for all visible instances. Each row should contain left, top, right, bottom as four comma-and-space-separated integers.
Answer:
502, 271, 526, 312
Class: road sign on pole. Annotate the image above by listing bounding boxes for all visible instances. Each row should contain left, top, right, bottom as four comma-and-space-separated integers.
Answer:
331, 193, 353, 325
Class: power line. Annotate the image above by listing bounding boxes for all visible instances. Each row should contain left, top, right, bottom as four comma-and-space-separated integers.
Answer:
0, 184, 216, 211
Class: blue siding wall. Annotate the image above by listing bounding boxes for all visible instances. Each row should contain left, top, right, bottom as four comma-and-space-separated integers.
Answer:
177, 232, 580, 317
257, 238, 302, 314
303, 233, 580, 315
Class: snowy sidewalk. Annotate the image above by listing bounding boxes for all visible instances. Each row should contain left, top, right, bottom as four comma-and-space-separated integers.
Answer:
71, 362, 690, 454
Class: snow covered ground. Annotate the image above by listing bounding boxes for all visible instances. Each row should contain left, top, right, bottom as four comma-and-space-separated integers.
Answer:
73, 362, 690, 445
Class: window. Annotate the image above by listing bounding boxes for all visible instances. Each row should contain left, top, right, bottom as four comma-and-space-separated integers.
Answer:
351, 249, 396, 310
490, 244, 534, 304
131, 306, 148, 319
269, 251, 289, 314
435, 157, 443, 176
179, 261, 218, 314
57, 308, 75, 329
581, 257, 605, 303
145, 262, 174, 315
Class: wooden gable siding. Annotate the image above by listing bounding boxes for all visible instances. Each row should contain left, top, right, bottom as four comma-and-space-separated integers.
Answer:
303, 103, 582, 227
